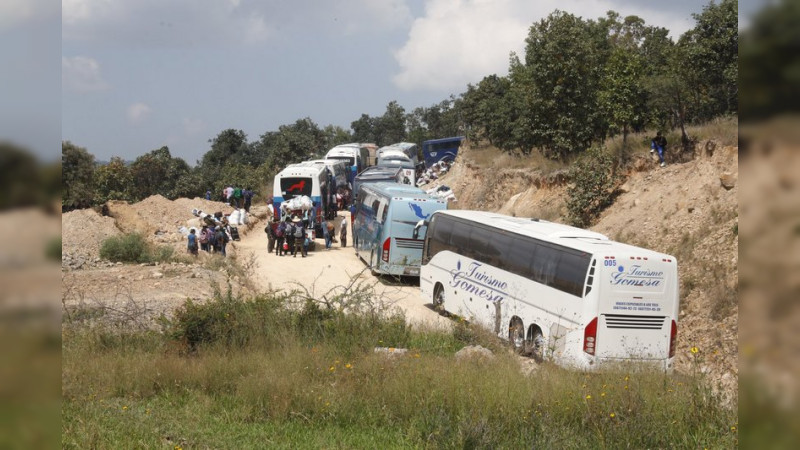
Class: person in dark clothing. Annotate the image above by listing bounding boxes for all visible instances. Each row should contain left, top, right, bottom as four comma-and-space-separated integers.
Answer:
284, 217, 296, 257
187, 229, 199, 256
290, 216, 307, 257
243, 188, 254, 212
275, 218, 287, 256
265, 218, 276, 254
340, 221, 347, 247
651, 131, 667, 167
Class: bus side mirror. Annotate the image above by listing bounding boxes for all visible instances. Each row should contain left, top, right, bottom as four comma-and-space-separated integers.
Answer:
413, 219, 428, 240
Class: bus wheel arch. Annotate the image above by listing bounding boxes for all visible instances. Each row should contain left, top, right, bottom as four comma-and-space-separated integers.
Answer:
526, 324, 545, 362
432, 282, 445, 312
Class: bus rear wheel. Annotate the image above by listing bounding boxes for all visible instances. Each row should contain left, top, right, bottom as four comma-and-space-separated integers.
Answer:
509, 318, 526, 353
527, 328, 545, 363
432, 284, 445, 312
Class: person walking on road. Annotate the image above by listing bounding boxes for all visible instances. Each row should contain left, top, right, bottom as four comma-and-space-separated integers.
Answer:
340, 221, 347, 248
651, 131, 667, 167
265, 218, 276, 254
291, 216, 307, 257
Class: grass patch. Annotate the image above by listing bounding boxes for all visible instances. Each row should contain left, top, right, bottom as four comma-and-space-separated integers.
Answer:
63, 291, 737, 448
99, 232, 174, 264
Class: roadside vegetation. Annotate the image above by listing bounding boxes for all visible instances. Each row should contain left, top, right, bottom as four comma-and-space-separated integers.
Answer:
63, 289, 736, 448
99, 232, 174, 264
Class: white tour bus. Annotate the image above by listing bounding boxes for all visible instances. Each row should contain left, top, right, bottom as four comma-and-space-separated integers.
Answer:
419, 210, 680, 370
271, 162, 331, 237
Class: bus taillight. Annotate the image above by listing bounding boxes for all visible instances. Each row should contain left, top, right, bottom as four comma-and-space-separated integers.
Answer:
583, 317, 598, 355
382, 237, 391, 262
669, 320, 678, 358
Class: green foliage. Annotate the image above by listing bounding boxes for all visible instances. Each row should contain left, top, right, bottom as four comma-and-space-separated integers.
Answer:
99, 233, 173, 264
128, 146, 192, 201
46, 236, 62, 262
63, 290, 737, 448
0, 142, 46, 211
61, 141, 95, 210
740, 0, 799, 121
566, 147, 622, 227
93, 156, 133, 203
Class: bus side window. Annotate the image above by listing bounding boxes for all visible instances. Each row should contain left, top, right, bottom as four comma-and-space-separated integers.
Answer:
429, 217, 452, 258
449, 221, 472, 258
554, 252, 591, 297
531, 243, 560, 286
471, 227, 497, 265
504, 234, 529, 276
378, 200, 388, 224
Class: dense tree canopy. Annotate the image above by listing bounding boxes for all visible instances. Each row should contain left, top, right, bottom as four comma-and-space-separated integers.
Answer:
64, 1, 738, 207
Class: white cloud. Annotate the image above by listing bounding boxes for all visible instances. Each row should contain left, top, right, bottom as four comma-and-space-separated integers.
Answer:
62, 56, 110, 92
127, 103, 152, 124
393, 0, 698, 92
0, 0, 58, 30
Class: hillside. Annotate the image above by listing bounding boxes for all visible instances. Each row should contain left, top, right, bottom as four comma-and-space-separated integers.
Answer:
432, 134, 738, 397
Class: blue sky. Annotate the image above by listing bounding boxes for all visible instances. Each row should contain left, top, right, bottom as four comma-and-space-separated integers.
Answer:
1, 1, 754, 163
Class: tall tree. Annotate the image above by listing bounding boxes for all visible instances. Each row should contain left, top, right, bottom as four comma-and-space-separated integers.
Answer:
520, 11, 609, 159
61, 141, 95, 210
374, 101, 407, 145
94, 156, 133, 203
350, 114, 376, 143
129, 146, 191, 200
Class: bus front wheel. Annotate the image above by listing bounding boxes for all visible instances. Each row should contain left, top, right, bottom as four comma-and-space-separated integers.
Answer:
432, 284, 445, 312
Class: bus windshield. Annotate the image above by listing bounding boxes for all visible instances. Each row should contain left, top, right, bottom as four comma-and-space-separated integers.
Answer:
280, 177, 313, 199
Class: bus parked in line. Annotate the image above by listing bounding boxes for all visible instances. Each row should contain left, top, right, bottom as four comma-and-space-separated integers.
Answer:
307, 159, 351, 216
353, 182, 447, 277
352, 166, 403, 203
271, 163, 331, 238
376, 150, 416, 185
422, 136, 464, 168
377, 142, 421, 168
324, 143, 371, 187
418, 210, 680, 370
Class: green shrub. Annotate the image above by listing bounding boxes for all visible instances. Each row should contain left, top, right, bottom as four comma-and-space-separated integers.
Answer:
566, 146, 622, 227
99, 232, 174, 263
46, 236, 61, 262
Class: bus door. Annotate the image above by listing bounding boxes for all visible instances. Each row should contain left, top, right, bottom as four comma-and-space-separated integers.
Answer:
593, 255, 677, 361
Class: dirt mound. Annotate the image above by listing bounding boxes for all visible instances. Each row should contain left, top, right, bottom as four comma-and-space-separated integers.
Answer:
108, 195, 233, 246
62, 208, 122, 261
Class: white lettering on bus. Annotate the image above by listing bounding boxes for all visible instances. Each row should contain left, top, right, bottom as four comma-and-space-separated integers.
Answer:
449, 261, 507, 303
610, 264, 664, 287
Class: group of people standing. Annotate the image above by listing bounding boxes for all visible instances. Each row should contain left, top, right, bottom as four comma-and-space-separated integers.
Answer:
205, 186, 255, 212
187, 216, 234, 257
264, 215, 347, 257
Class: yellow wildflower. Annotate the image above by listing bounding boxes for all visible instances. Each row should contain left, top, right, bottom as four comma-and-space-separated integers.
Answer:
610, 413, 616, 418
691, 346, 699, 354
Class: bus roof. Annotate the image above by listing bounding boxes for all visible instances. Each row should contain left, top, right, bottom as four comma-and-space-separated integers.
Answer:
363, 182, 445, 201
276, 163, 327, 177
422, 136, 465, 145
434, 210, 674, 258
355, 165, 402, 180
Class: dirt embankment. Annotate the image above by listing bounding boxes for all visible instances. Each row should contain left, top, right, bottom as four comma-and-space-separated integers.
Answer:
434, 140, 739, 397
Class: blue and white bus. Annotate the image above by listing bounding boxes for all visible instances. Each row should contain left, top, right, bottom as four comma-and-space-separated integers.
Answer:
353, 182, 447, 277
419, 210, 680, 370
422, 136, 464, 168
376, 150, 416, 185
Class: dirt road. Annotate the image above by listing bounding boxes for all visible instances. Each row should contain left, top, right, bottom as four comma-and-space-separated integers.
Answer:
234, 212, 451, 330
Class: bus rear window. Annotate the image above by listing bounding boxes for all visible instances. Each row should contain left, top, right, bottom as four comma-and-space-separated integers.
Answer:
280, 177, 313, 199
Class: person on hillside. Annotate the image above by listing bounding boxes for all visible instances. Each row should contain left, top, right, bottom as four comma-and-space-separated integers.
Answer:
199, 225, 210, 252
205, 190, 212, 201
243, 187, 254, 212
291, 216, 306, 257
225, 186, 234, 205
215, 226, 229, 257
340, 221, 347, 248
232, 187, 243, 208
651, 131, 667, 168
187, 229, 199, 256
265, 218, 276, 254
